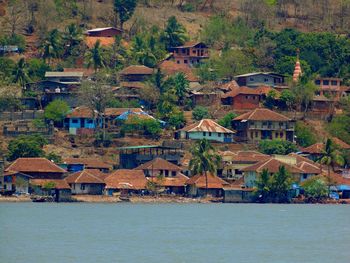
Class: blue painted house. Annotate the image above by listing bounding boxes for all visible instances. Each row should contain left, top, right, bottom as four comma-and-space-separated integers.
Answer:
65, 106, 98, 135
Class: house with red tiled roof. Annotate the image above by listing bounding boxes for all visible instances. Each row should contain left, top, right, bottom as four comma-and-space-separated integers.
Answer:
0, 170, 32, 195
104, 169, 147, 195
221, 86, 275, 110
242, 158, 304, 188
148, 173, 189, 194
135, 158, 182, 177
5, 158, 66, 179
65, 170, 105, 195
158, 60, 199, 83
186, 173, 229, 197
170, 41, 209, 66
119, 65, 154, 82
232, 108, 295, 142
177, 119, 235, 143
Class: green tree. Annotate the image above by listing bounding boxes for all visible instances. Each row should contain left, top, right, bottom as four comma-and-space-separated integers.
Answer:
41, 29, 62, 64
85, 40, 105, 73
295, 121, 316, 147
172, 73, 189, 105
46, 152, 62, 163
12, 58, 30, 89
291, 77, 318, 115
27, 58, 50, 81
62, 23, 83, 57
114, 0, 138, 30
263, 89, 279, 109
255, 168, 272, 202
258, 139, 298, 155
318, 139, 345, 188
279, 89, 295, 111
192, 106, 210, 121
189, 139, 221, 196
161, 16, 188, 49
269, 165, 293, 203
7, 135, 48, 161
168, 109, 186, 129
218, 112, 237, 129
44, 100, 69, 125
302, 176, 328, 201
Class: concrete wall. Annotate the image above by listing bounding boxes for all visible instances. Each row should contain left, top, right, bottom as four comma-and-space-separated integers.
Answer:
0, 110, 44, 121
188, 131, 232, 143
71, 183, 104, 195
223, 189, 255, 203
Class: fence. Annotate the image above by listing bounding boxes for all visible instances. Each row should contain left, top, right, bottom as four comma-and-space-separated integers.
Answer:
0, 110, 44, 121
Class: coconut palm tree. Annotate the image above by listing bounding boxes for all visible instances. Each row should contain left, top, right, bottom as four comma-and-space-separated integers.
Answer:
63, 23, 83, 57
161, 16, 188, 49
12, 58, 30, 89
318, 138, 345, 190
189, 139, 221, 196
85, 40, 105, 73
41, 29, 62, 64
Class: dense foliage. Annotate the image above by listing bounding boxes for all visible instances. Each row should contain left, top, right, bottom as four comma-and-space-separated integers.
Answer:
295, 122, 317, 147
44, 100, 70, 124
7, 135, 48, 161
258, 139, 298, 155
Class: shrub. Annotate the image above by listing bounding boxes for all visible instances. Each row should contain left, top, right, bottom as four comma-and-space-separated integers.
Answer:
258, 139, 298, 155
168, 110, 186, 129
46, 152, 62, 163
295, 121, 316, 147
192, 106, 210, 121
44, 100, 70, 124
7, 135, 48, 161
218, 112, 237, 129
302, 176, 328, 200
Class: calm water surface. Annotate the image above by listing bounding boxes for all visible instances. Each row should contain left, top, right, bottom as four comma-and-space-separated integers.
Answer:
1, 203, 349, 263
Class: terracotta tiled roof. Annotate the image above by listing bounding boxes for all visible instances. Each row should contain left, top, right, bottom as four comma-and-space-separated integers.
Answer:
186, 173, 229, 189
332, 137, 350, 149
66, 106, 97, 119
230, 151, 270, 163
296, 161, 322, 174
120, 65, 154, 75
5, 158, 66, 174
180, 119, 235, 133
104, 108, 142, 117
104, 169, 147, 190
288, 153, 315, 165
65, 170, 105, 184
302, 143, 324, 154
148, 173, 189, 187
221, 86, 274, 99
2, 170, 33, 178
158, 61, 199, 82
119, 81, 145, 89
30, 179, 70, 189
135, 158, 182, 171
233, 108, 291, 122
242, 158, 304, 174
63, 158, 112, 170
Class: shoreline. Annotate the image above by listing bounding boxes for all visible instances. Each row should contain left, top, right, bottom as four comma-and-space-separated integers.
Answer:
1, 195, 350, 204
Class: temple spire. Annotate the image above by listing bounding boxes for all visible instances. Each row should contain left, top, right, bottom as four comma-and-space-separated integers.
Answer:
293, 48, 302, 82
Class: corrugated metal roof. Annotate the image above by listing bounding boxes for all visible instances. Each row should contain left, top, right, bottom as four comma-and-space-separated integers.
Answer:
180, 119, 235, 133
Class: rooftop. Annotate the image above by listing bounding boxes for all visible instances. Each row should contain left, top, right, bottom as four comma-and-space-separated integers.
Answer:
171, 41, 207, 49
30, 179, 70, 189
65, 170, 105, 184
148, 173, 189, 187
104, 169, 147, 190
235, 72, 285, 78
242, 158, 304, 174
158, 60, 199, 82
66, 106, 98, 119
120, 65, 154, 75
86, 27, 122, 33
104, 108, 142, 117
180, 119, 235, 134
45, 72, 84, 78
233, 108, 291, 122
186, 173, 229, 189
6, 158, 66, 174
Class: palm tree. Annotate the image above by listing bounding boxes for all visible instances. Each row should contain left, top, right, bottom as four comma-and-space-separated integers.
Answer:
41, 29, 62, 64
189, 139, 221, 196
172, 73, 189, 105
161, 16, 188, 49
13, 58, 30, 89
63, 23, 83, 57
85, 40, 105, 73
318, 139, 345, 189
255, 168, 271, 202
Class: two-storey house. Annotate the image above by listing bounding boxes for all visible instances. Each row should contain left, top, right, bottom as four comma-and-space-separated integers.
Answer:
170, 41, 209, 66
232, 108, 295, 142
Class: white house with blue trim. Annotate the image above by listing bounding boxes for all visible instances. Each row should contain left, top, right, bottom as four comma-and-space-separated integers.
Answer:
65, 106, 98, 135
178, 119, 235, 143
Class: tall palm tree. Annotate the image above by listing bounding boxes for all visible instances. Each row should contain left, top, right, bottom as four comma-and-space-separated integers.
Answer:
161, 16, 188, 49
63, 23, 83, 57
13, 58, 30, 89
41, 29, 62, 64
85, 40, 105, 73
318, 138, 345, 190
189, 139, 221, 196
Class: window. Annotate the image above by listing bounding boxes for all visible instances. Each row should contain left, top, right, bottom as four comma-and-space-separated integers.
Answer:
171, 171, 176, 177
87, 120, 93, 124
73, 184, 75, 189
331, 80, 337, 86
323, 80, 329, 85
250, 131, 254, 138
263, 122, 267, 126
303, 174, 308, 179
192, 50, 196, 54
176, 60, 180, 64
246, 96, 249, 99
249, 78, 254, 81
264, 78, 269, 82
255, 132, 258, 137
252, 96, 255, 100
209, 132, 212, 136
218, 133, 221, 137
203, 132, 206, 136
72, 119, 78, 123
197, 59, 200, 63
275, 132, 278, 137
80, 184, 85, 190
184, 60, 188, 64
280, 132, 283, 138
165, 170, 169, 176
315, 80, 321, 85
279, 122, 283, 127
